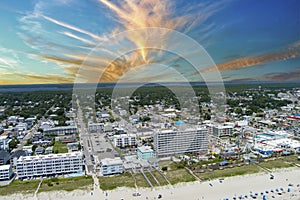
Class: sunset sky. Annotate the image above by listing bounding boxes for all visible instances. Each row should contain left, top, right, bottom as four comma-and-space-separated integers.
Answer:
0, 0, 299, 85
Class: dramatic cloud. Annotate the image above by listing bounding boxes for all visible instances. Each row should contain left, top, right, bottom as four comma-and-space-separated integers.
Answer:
17, 0, 224, 83
0, 73, 74, 85
202, 45, 300, 73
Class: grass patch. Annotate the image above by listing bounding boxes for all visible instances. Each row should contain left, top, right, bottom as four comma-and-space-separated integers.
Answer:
144, 171, 159, 186
134, 173, 151, 188
158, 161, 196, 185
158, 161, 173, 169
151, 171, 168, 186
99, 172, 135, 190
281, 155, 300, 165
0, 179, 40, 196
53, 141, 68, 153
165, 168, 196, 185
259, 159, 294, 169
195, 164, 261, 181
39, 176, 93, 192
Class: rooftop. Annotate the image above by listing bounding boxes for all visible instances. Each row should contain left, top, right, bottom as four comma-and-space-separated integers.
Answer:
137, 146, 153, 153
0, 164, 11, 170
100, 157, 122, 166
18, 152, 82, 161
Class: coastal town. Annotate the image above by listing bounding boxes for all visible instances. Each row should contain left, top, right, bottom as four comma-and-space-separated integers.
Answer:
0, 84, 300, 199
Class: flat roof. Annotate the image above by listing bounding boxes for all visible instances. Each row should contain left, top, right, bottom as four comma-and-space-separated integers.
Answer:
0, 135, 8, 139
18, 152, 82, 161
0, 164, 11, 170
137, 146, 153, 153
101, 157, 122, 165
114, 134, 136, 138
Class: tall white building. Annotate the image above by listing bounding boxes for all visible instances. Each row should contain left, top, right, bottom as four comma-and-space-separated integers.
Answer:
113, 134, 137, 148
0, 165, 13, 180
153, 128, 208, 157
16, 152, 82, 179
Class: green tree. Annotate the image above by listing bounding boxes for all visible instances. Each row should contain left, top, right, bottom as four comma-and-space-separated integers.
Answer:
161, 166, 168, 171
32, 144, 38, 152
9, 139, 18, 149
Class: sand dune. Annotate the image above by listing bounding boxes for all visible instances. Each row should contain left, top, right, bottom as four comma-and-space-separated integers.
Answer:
1, 168, 300, 200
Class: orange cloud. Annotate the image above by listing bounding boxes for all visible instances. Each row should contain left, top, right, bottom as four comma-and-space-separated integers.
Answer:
0, 73, 74, 85
202, 45, 300, 73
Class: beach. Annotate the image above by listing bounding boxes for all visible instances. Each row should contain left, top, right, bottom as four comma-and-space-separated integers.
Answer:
2, 167, 300, 200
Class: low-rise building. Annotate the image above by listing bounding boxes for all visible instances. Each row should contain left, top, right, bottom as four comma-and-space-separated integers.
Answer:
137, 146, 155, 161
45, 146, 53, 154
67, 142, 79, 151
100, 157, 123, 176
43, 126, 77, 136
62, 137, 77, 144
15, 123, 28, 131
35, 146, 44, 155
16, 152, 82, 179
88, 123, 104, 133
32, 135, 52, 146
25, 117, 35, 127
0, 165, 13, 180
113, 134, 137, 148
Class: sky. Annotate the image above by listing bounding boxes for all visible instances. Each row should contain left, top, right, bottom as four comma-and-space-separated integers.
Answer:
0, 0, 299, 85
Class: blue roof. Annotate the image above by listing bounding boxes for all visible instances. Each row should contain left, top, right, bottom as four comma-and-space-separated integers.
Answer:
219, 161, 229, 165
283, 151, 291, 155
174, 120, 184, 125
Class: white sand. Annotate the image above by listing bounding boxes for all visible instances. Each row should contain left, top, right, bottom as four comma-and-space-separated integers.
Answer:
2, 168, 300, 200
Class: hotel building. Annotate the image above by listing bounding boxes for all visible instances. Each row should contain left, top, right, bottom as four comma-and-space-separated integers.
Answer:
153, 128, 208, 157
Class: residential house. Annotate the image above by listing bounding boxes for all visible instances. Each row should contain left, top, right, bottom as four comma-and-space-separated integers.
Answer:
45, 146, 53, 154
35, 146, 44, 155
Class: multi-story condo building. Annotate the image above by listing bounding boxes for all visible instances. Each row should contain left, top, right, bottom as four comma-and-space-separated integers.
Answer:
153, 128, 208, 157
16, 152, 82, 179
206, 124, 233, 137
212, 125, 233, 137
100, 157, 123, 176
43, 126, 77, 136
0, 164, 13, 180
113, 134, 137, 148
